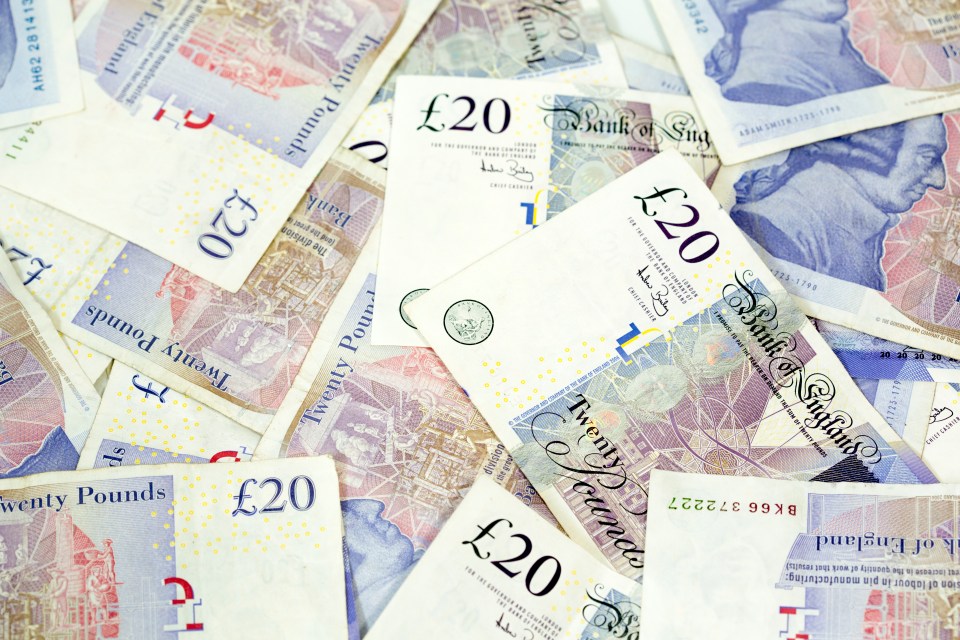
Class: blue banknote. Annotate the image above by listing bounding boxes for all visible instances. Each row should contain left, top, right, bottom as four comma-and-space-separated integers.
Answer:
715, 114, 960, 361
653, 1, 960, 162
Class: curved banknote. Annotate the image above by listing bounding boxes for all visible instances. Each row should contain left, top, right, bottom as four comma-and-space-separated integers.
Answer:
367, 476, 642, 640
78, 361, 261, 470
409, 150, 936, 580
714, 113, 960, 361
0, 457, 348, 638
0, 252, 99, 478
644, 470, 960, 639
653, 1, 960, 163
257, 233, 557, 634
53, 149, 384, 433
0, 0, 83, 130
614, 35, 689, 96
0, 188, 118, 383
0, 0, 440, 292
817, 319, 960, 382
374, 75, 719, 346
342, 0, 626, 166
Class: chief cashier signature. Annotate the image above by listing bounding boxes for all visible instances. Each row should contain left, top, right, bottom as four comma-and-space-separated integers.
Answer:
480, 158, 534, 183
638, 265, 669, 317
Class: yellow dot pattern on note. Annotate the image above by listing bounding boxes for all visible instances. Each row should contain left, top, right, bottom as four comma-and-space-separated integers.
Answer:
0, 196, 124, 319
102, 364, 258, 465
169, 470, 322, 572
63, 335, 112, 383
342, 101, 391, 150
481, 338, 611, 411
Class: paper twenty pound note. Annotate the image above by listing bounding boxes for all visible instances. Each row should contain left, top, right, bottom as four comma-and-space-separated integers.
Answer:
714, 113, 960, 362
0, 0, 83, 130
257, 233, 557, 634
0, 252, 100, 478
643, 470, 960, 640
0, 457, 348, 638
409, 150, 935, 580
0, 0, 440, 292
374, 75, 718, 347
653, 0, 960, 163
56, 149, 384, 433
78, 361, 262, 470
366, 476, 642, 640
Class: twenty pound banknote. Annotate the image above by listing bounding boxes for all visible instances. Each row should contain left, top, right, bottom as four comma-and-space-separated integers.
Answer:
0, 0, 440, 291
342, 0, 627, 165
653, 1, 960, 163
644, 470, 960, 640
714, 112, 960, 362
0, 251, 99, 478
409, 150, 936, 580
374, 74, 719, 347
367, 476, 642, 640
51, 149, 384, 433
0, 457, 349, 638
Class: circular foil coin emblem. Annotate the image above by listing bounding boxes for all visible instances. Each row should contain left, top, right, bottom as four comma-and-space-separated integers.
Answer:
400, 288, 430, 328
444, 300, 494, 345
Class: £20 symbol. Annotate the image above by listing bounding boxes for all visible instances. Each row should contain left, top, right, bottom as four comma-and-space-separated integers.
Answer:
634, 186, 720, 264
197, 189, 259, 260
231, 475, 316, 517
417, 94, 511, 134
462, 518, 562, 597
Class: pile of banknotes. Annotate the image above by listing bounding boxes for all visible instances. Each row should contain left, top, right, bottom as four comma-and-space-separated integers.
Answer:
7, 0, 960, 637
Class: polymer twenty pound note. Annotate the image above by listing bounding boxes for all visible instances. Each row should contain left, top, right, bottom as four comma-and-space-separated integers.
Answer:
366, 476, 642, 640
341, 0, 627, 166
374, 75, 718, 347
714, 113, 960, 363
78, 361, 261, 470
0, 251, 99, 478
257, 232, 557, 633
653, 1, 960, 163
0, 456, 348, 638
643, 470, 960, 639
0, 0, 83, 130
409, 150, 935, 580
0, 0, 440, 292
0, 190, 119, 384
55, 149, 384, 433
